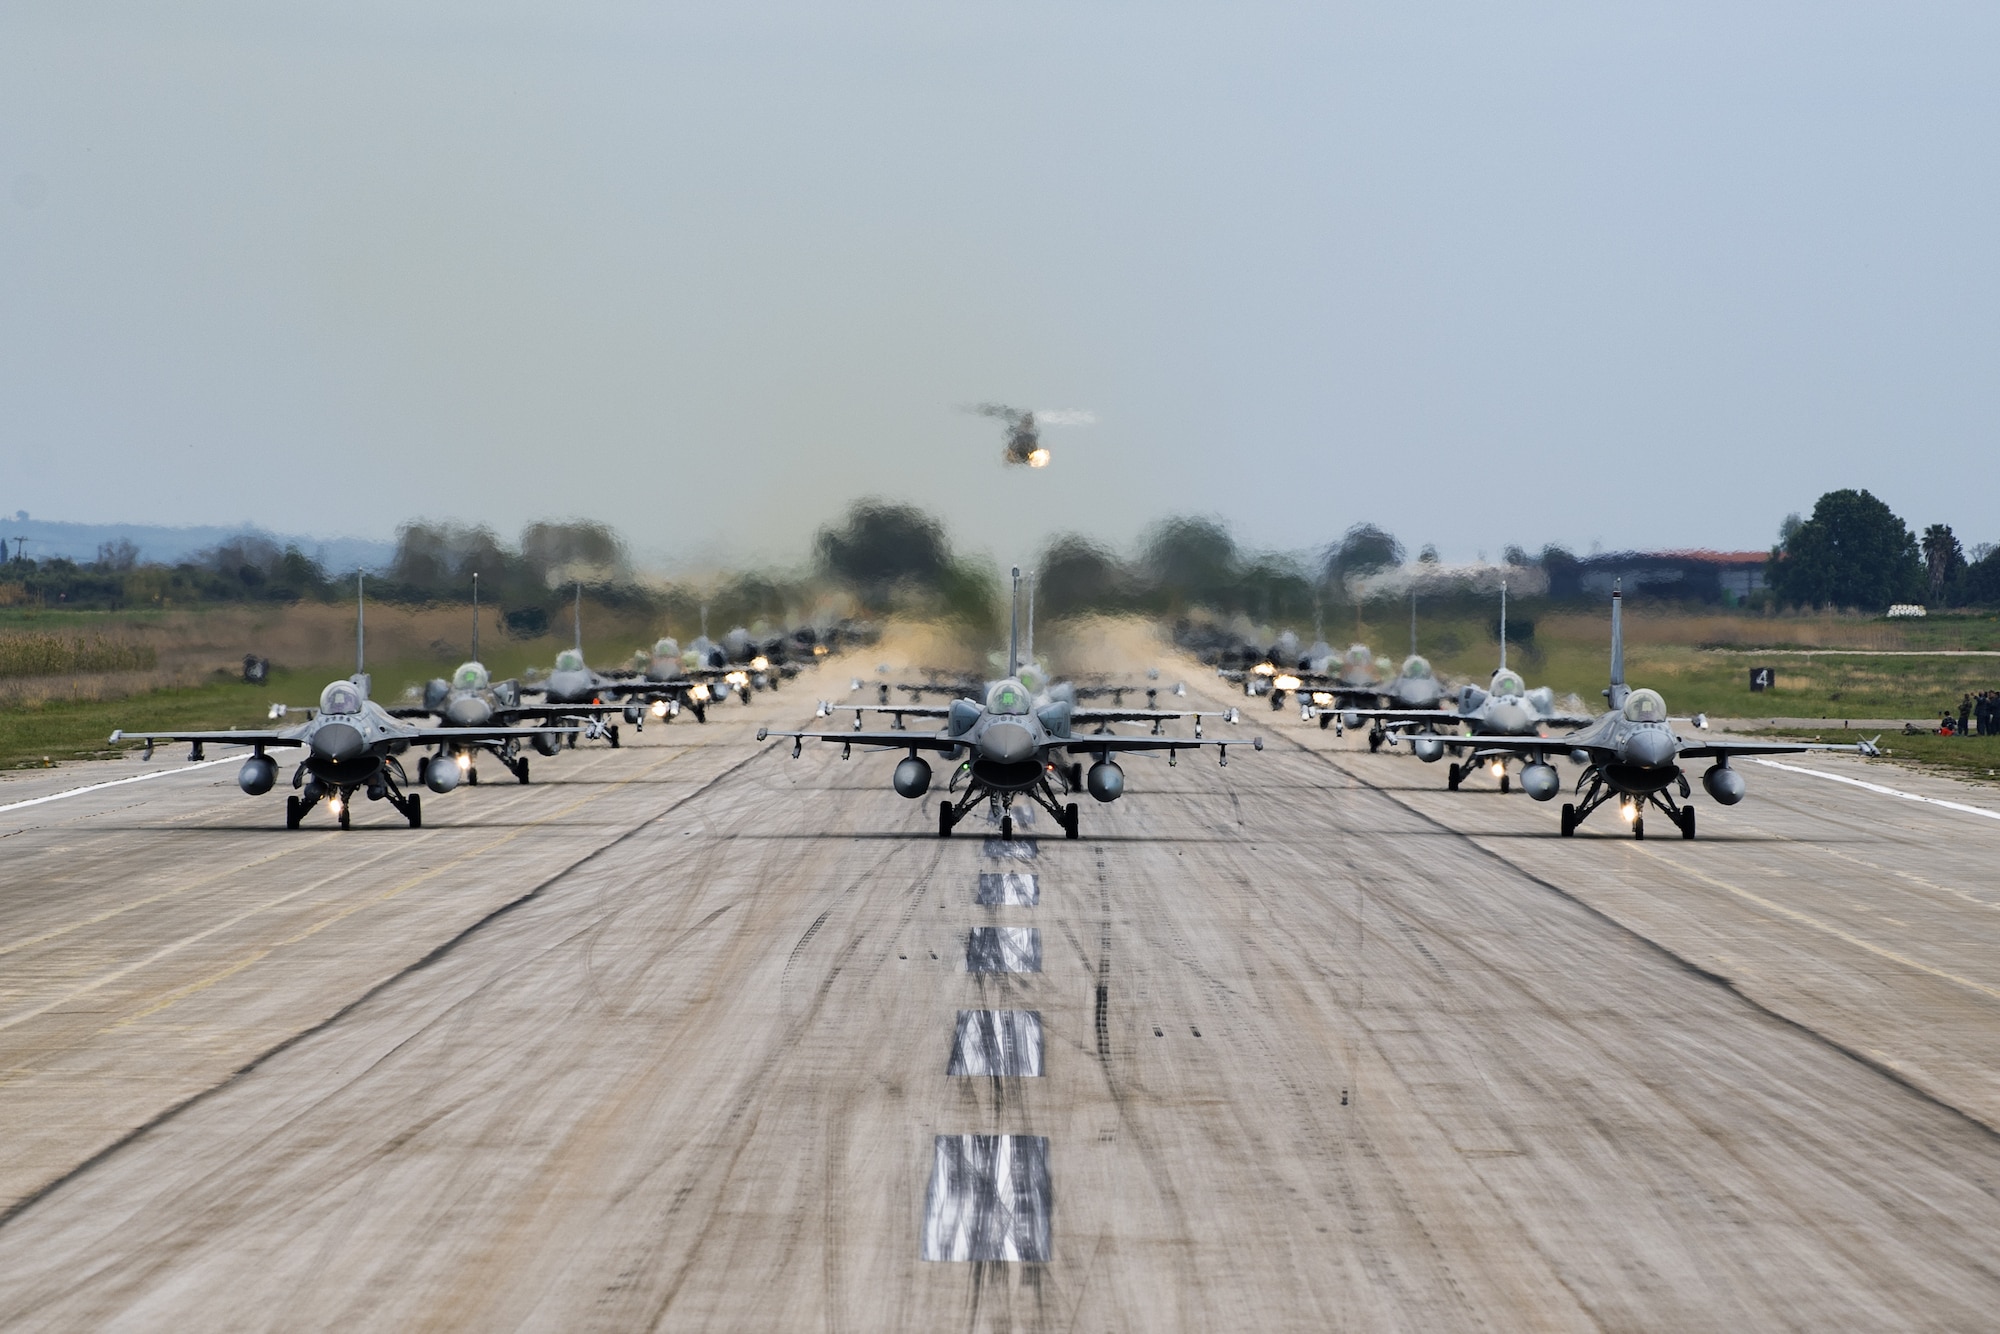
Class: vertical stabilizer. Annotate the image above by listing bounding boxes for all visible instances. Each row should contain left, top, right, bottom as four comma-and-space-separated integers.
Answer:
1007, 567, 1022, 679
1409, 590, 1418, 658
353, 570, 370, 698
574, 583, 583, 655
1498, 581, 1507, 673
471, 572, 480, 664
1023, 570, 1035, 668
1606, 580, 1628, 710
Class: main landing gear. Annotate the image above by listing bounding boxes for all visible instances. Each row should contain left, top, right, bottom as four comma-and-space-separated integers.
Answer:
1559, 774, 1698, 839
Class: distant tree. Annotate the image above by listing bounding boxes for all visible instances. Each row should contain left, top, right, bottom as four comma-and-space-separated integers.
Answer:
1961, 544, 2000, 607
1768, 489, 1923, 610
520, 520, 627, 587
813, 499, 954, 608
1036, 534, 1136, 619
1138, 516, 1239, 611
1921, 523, 1964, 605
1502, 543, 1532, 568
1321, 523, 1402, 590
94, 538, 139, 572
1417, 544, 1441, 564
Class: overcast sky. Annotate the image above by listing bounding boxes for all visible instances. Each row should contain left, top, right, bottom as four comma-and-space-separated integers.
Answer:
3, 2, 1996, 571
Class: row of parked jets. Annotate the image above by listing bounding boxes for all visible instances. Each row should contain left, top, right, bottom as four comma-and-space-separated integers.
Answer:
1222, 583, 1877, 839
108, 580, 821, 829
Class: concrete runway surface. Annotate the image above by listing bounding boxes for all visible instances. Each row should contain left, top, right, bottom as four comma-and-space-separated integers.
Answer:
4, 672, 2000, 1330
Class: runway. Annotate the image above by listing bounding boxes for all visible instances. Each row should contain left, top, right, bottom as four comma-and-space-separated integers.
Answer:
4, 674, 2000, 1329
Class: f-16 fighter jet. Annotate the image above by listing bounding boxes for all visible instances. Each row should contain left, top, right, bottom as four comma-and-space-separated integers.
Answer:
759, 570, 1261, 839
391, 579, 628, 778
1419, 582, 1878, 838
1310, 584, 1592, 785
110, 577, 571, 828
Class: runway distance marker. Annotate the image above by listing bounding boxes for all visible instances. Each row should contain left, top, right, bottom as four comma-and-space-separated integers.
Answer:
947, 1010, 1044, 1076
1750, 758, 2000, 824
0, 758, 233, 816
965, 926, 1041, 973
976, 872, 1038, 906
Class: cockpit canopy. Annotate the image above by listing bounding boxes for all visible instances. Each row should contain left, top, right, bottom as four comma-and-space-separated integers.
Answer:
1400, 655, 1430, 679
985, 679, 1031, 715
1489, 669, 1525, 699
319, 680, 364, 716
453, 662, 489, 691
1622, 687, 1668, 723
653, 637, 679, 659
554, 649, 585, 673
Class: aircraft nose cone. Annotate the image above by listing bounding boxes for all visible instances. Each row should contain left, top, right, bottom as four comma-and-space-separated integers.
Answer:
1620, 727, 1677, 768
311, 721, 366, 762
978, 721, 1037, 764
445, 697, 491, 727
1487, 701, 1531, 734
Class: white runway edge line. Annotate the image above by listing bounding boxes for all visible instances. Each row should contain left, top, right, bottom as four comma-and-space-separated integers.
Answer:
0, 758, 235, 816
1750, 759, 2000, 823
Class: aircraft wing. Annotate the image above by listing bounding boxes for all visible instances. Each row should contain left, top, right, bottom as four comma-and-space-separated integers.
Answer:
1675, 736, 1881, 760
757, 727, 963, 754
109, 729, 304, 749
404, 725, 582, 745
1060, 734, 1264, 759
820, 704, 953, 723
1071, 708, 1237, 726
1326, 707, 1459, 728
495, 703, 627, 722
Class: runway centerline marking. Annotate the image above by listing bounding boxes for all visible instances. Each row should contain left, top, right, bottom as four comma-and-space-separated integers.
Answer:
1751, 758, 2000, 823
1630, 843, 2000, 1008
0, 759, 234, 816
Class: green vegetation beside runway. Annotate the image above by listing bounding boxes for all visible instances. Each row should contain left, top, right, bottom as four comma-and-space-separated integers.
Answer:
0, 675, 290, 771
1751, 727, 2000, 790
1341, 606, 2000, 723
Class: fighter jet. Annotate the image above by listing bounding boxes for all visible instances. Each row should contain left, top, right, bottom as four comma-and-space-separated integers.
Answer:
1311, 585, 1592, 787
758, 569, 1261, 839
109, 577, 571, 828
391, 578, 629, 778
1422, 582, 1879, 838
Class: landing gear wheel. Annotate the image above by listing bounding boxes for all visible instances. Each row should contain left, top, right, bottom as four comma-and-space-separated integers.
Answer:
1368, 731, 1383, 753
1069, 762, 1083, 790
1559, 802, 1576, 837
517, 758, 530, 785
1680, 808, 1696, 840
1000, 814, 1014, 840
406, 794, 421, 829
609, 724, 621, 747
338, 797, 352, 830
467, 768, 479, 785
939, 804, 956, 838
416, 757, 430, 784
1500, 773, 1511, 794
286, 795, 303, 830
1633, 817, 1645, 840
1447, 764, 1462, 792
1063, 802, 1079, 840
1319, 713, 1332, 730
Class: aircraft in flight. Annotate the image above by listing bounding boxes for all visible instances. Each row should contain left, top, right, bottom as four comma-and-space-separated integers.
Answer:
759, 569, 1261, 839
1417, 582, 1878, 838
110, 576, 569, 828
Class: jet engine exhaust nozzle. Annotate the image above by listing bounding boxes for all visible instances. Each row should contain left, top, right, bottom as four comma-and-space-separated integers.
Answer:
1520, 762, 1560, 802
893, 756, 932, 799
238, 754, 277, 796
1702, 764, 1746, 805
1086, 761, 1124, 803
